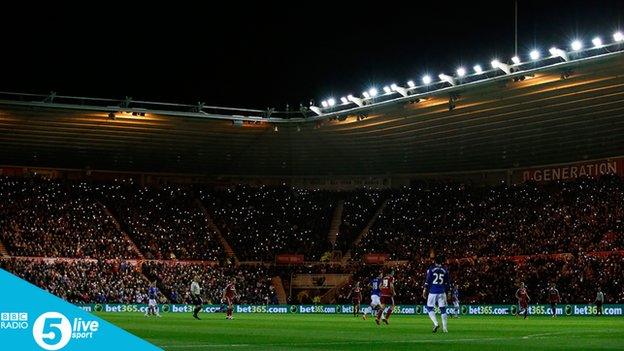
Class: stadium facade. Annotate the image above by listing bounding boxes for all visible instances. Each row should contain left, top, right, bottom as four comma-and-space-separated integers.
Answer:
1, 38, 624, 183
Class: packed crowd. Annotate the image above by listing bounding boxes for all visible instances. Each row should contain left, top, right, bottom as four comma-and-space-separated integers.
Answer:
0, 258, 148, 303
0, 178, 137, 259
0, 175, 623, 305
356, 176, 624, 260
0, 258, 277, 305
336, 189, 385, 252
200, 186, 335, 261
101, 183, 223, 261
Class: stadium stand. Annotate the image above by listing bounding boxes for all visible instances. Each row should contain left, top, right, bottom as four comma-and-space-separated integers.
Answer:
0, 175, 622, 304
0, 178, 138, 259
0, 258, 149, 304
199, 186, 335, 261
100, 183, 224, 261
355, 176, 624, 260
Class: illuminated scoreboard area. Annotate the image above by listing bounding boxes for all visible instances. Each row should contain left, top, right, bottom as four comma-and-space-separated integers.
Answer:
1, 32, 624, 177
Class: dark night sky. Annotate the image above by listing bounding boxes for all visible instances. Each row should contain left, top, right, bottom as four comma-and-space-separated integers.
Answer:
1, 1, 623, 110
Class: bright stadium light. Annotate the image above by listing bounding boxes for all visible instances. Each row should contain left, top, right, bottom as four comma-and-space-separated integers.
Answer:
422, 75, 432, 85
362, 91, 370, 99
511, 56, 521, 64
571, 40, 583, 51
347, 94, 364, 107
390, 83, 408, 97
491, 59, 511, 74
327, 98, 336, 107
368, 88, 378, 97
407, 80, 416, 88
549, 47, 569, 61
473, 65, 483, 74
321, 100, 328, 108
438, 73, 456, 86
549, 47, 559, 56
456, 67, 466, 77
614, 31, 624, 42
592, 36, 603, 48
529, 49, 540, 60
340, 96, 349, 104
383, 86, 392, 94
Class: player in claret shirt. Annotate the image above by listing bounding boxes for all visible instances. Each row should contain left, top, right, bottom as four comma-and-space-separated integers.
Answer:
515, 282, 531, 319
548, 283, 561, 318
375, 271, 395, 325
346, 282, 363, 317
222, 278, 238, 320
422, 254, 451, 333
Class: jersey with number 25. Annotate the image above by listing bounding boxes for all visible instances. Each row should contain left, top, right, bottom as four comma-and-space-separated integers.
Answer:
425, 265, 450, 294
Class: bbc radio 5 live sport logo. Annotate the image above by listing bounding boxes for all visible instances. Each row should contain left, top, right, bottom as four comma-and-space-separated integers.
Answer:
32, 312, 100, 350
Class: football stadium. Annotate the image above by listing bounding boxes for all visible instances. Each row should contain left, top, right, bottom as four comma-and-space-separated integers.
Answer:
1, 2, 624, 350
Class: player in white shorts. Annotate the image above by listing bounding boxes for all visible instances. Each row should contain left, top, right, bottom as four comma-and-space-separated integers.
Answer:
423, 255, 451, 333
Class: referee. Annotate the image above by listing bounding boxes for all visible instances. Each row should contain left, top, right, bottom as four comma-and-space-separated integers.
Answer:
594, 287, 604, 316
191, 275, 203, 320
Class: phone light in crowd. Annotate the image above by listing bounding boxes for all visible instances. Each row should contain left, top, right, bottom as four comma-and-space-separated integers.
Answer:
340, 96, 349, 104
368, 88, 378, 97
529, 49, 540, 60
422, 75, 432, 85
614, 31, 624, 42
592, 37, 603, 48
511, 56, 521, 64
407, 80, 415, 88
473, 65, 483, 74
571, 40, 583, 51
456, 67, 466, 77
383, 86, 392, 94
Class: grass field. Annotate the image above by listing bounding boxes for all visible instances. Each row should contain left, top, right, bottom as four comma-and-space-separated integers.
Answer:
97, 312, 624, 350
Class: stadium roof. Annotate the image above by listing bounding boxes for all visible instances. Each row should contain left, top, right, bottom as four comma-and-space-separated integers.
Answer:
1, 45, 624, 176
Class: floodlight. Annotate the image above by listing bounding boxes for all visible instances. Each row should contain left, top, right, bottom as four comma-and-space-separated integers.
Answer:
422, 75, 432, 85
571, 40, 582, 51
473, 65, 483, 74
529, 50, 540, 60
456, 67, 466, 77
592, 37, 603, 48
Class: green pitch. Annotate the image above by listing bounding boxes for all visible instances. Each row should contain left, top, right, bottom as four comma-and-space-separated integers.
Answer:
97, 313, 624, 350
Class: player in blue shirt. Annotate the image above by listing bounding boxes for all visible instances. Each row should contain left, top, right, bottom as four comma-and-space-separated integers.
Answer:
145, 281, 162, 317
422, 254, 451, 333
364, 272, 383, 320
